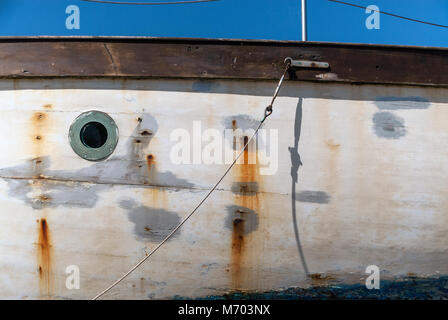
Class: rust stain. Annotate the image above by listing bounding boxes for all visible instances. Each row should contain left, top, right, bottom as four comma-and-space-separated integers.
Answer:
36, 218, 52, 297
316, 102, 340, 193
146, 154, 156, 183
230, 126, 262, 290
326, 139, 341, 150
231, 218, 245, 287
33, 112, 47, 122
146, 154, 155, 169
29, 111, 50, 159
140, 130, 152, 136
32, 157, 45, 180
310, 273, 336, 286
43, 104, 52, 109
143, 159, 167, 212
142, 153, 167, 211
146, 187, 167, 209
140, 277, 145, 294
38, 194, 52, 202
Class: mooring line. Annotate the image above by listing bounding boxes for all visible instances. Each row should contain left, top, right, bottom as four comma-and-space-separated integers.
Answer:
92, 61, 290, 300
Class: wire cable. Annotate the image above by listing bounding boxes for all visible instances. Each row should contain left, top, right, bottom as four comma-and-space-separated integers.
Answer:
91, 62, 291, 300
81, 0, 220, 5
329, 0, 448, 29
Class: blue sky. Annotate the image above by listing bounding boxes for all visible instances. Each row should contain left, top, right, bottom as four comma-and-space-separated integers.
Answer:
0, 0, 446, 47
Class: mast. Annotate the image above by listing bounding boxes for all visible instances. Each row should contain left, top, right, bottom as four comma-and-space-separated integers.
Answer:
301, 0, 307, 41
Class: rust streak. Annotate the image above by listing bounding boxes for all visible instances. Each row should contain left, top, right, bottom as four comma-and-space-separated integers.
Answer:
37, 218, 52, 297
140, 277, 145, 294
140, 130, 152, 136
231, 218, 245, 288
230, 127, 262, 290
30, 111, 49, 159
146, 154, 154, 168
146, 154, 155, 182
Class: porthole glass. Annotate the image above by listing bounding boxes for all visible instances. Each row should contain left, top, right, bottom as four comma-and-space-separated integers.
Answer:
80, 122, 108, 149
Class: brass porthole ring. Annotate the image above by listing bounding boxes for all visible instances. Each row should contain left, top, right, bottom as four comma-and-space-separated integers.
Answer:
69, 110, 119, 161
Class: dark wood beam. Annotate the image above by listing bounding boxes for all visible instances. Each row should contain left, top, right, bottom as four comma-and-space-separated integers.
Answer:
0, 37, 446, 87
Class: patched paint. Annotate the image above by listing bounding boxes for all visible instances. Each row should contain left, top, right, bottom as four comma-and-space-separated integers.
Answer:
375, 96, 430, 110
296, 191, 331, 204
230, 182, 259, 194
372, 112, 407, 139
224, 205, 259, 235
5, 178, 102, 209
223, 115, 259, 131
120, 198, 181, 242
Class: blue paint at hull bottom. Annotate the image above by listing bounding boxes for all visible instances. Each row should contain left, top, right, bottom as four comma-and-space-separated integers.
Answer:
188, 277, 448, 300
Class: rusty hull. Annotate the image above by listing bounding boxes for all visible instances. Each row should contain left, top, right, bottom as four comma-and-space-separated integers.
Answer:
0, 39, 446, 299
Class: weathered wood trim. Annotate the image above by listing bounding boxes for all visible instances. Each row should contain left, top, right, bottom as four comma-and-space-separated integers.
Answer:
0, 37, 446, 87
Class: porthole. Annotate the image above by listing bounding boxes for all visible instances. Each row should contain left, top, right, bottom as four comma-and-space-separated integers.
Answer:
69, 111, 119, 161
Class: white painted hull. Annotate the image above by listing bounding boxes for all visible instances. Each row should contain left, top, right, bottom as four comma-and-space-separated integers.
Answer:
0, 78, 446, 299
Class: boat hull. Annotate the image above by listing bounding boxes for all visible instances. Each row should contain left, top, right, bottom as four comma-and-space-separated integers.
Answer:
0, 78, 447, 299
